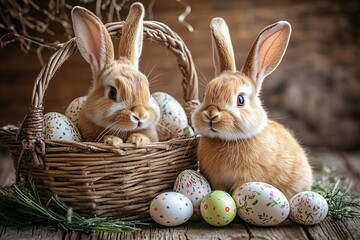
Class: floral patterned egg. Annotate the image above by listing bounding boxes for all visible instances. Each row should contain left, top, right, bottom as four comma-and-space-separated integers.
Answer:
150, 192, 193, 227
174, 170, 211, 219
151, 92, 188, 141
44, 112, 82, 142
289, 191, 328, 225
232, 182, 289, 226
65, 96, 87, 127
200, 190, 236, 226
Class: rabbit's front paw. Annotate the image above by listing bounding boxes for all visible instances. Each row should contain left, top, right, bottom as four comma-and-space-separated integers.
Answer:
104, 135, 124, 148
127, 133, 151, 148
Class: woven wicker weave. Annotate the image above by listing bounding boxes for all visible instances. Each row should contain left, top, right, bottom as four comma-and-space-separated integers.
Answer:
0, 20, 200, 221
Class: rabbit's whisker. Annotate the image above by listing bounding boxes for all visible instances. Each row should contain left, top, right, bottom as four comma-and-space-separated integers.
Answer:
270, 115, 289, 120
95, 122, 118, 143
94, 124, 113, 143
145, 62, 159, 79
149, 72, 166, 84
195, 64, 209, 88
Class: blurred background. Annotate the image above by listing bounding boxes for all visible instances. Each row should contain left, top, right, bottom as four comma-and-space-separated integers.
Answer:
0, 0, 359, 149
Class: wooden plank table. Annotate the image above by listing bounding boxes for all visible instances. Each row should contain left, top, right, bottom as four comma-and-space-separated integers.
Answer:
0, 149, 359, 240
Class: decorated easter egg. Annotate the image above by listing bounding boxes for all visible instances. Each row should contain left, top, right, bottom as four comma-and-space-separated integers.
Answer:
65, 96, 87, 127
151, 92, 188, 141
289, 191, 328, 225
200, 190, 236, 226
44, 112, 82, 141
232, 182, 289, 226
150, 192, 193, 226
174, 170, 211, 219
183, 125, 195, 137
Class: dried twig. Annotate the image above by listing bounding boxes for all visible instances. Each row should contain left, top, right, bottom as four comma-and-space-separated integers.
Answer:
0, 0, 194, 64
176, 0, 193, 32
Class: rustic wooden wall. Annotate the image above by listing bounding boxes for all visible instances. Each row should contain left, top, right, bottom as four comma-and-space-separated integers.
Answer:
0, 0, 359, 149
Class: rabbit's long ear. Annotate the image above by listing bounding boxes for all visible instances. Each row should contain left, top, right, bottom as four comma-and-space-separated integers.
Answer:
210, 18, 236, 76
118, 2, 145, 69
72, 6, 114, 72
242, 21, 291, 89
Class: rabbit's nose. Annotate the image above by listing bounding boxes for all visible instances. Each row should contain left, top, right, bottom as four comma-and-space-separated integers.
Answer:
202, 106, 221, 123
131, 106, 149, 123
130, 112, 149, 122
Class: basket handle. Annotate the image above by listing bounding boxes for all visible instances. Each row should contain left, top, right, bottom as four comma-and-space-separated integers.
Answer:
17, 20, 199, 167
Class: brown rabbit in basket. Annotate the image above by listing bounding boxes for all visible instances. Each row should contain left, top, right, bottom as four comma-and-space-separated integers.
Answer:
71, 2, 160, 147
191, 18, 313, 199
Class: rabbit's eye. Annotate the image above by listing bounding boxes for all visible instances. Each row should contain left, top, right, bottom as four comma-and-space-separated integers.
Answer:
108, 87, 117, 100
237, 95, 245, 106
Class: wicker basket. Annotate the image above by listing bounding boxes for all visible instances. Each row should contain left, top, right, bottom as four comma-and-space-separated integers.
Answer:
0, 20, 200, 221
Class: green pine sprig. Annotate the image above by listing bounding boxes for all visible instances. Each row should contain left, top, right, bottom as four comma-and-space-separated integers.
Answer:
0, 180, 147, 233
311, 166, 360, 220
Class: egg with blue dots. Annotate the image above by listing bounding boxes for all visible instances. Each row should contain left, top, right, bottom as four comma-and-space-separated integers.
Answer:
150, 192, 193, 226
200, 190, 237, 227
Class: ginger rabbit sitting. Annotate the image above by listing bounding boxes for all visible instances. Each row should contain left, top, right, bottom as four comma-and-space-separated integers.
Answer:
192, 18, 312, 199
71, 3, 160, 147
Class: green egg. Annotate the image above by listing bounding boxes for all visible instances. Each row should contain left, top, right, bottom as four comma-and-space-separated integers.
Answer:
200, 190, 236, 226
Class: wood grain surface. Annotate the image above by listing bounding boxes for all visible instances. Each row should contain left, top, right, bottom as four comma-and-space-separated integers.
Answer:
0, 149, 359, 240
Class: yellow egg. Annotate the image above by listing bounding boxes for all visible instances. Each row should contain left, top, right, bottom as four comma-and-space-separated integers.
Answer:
200, 190, 236, 226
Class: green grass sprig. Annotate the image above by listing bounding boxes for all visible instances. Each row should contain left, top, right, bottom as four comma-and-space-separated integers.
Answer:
311, 166, 360, 220
0, 180, 147, 233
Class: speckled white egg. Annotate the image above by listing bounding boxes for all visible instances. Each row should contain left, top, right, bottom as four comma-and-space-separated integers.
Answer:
151, 92, 188, 141
150, 192, 193, 226
289, 191, 328, 225
232, 182, 290, 226
44, 112, 82, 142
65, 96, 87, 127
174, 170, 211, 219
200, 190, 237, 226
